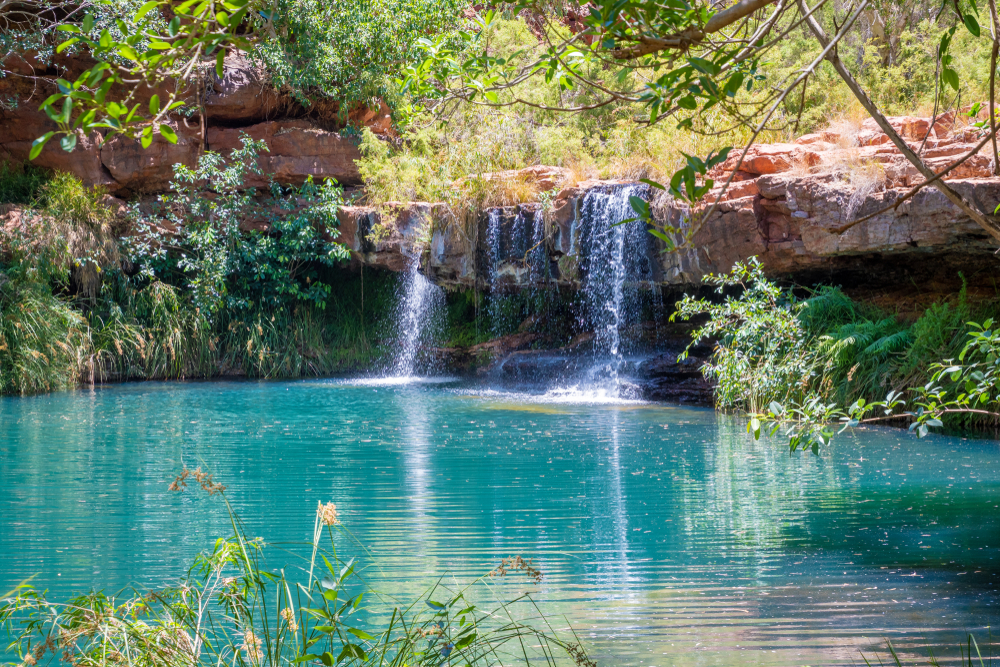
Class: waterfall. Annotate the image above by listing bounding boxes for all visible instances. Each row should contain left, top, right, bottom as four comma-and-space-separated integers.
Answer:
389, 254, 445, 378
485, 206, 549, 338
485, 208, 506, 338
576, 183, 654, 394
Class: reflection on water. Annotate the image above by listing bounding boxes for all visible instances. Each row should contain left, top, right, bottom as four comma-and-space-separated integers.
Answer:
0, 380, 998, 667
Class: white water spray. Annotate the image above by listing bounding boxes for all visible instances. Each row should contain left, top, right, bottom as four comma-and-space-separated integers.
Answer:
389, 254, 445, 378
576, 184, 653, 395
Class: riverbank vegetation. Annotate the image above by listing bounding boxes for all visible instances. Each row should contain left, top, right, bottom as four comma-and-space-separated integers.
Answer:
3, 0, 1000, 412
0, 475, 592, 667
674, 259, 1000, 451
0, 155, 405, 393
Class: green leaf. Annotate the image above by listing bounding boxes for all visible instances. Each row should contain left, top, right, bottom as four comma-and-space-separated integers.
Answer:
159, 124, 178, 143
29, 132, 54, 160
964, 13, 981, 36
336, 644, 366, 663
639, 178, 665, 190
118, 46, 140, 62
292, 655, 319, 663
347, 628, 373, 640
149, 94, 161, 115
56, 38, 80, 54
426, 600, 446, 610
140, 126, 153, 149
942, 67, 960, 91
320, 651, 335, 666
134, 1, 159, 22
59, 97, 73, 123
629, 195, 650, 218
455, 632, 477, 649
676, 95, 697, 110
216, 49, 225, 78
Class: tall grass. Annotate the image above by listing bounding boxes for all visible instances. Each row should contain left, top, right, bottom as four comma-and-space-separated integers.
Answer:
0, 475, 594, 667
0, 281, 90, 395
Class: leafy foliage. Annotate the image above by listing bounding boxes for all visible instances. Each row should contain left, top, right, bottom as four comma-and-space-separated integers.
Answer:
32, 0, 253, 156
673, 257, 811, 412
675, 258, 1000, 453
126, 136, 349, 315
252, 0, 467, 108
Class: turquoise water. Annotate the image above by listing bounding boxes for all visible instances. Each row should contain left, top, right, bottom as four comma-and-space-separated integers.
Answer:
1, 379, 998, 666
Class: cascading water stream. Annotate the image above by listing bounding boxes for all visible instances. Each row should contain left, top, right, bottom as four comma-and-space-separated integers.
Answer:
485, 208, 506, 338
389, 253, 445, 378
485, 206, 549, 338
576, 183, 653, 396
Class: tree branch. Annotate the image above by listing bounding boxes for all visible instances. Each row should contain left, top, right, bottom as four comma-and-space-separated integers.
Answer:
797, 0, 1000, 244
613, 0, 780, 59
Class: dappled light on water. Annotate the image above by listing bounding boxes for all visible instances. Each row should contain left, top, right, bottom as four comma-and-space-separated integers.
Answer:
0, 380, 997, 666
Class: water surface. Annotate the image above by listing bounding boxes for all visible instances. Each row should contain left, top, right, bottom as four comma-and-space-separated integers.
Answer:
1, 380, 998, 666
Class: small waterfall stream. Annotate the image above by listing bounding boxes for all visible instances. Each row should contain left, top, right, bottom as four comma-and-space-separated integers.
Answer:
389, 254, 445, 378
576, 183, 654, 396
485, 208, 507, 337
485, 206, 549, 338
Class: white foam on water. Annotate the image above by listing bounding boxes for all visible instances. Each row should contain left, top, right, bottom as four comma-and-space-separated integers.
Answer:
336, 376, 461, 388
456, 386, 648, 406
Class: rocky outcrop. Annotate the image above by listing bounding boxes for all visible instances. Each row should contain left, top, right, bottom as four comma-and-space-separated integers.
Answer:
633, 352, 714, 405
664, 112, 1000, 285
348, 113, 1000, 291
0, 53, 382, 195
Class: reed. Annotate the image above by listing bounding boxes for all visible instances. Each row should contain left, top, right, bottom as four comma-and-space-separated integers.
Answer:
0, 471, 594, 667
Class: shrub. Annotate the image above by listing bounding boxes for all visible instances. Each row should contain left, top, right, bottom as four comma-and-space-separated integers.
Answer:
126, 136, 349, 316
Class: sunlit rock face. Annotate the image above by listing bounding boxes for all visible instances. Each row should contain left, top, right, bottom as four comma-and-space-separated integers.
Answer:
0, 53, 387, 195
359, 113, 1000, 291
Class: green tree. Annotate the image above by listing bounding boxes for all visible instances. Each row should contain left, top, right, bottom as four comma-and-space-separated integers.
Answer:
401, 0, 1000, 248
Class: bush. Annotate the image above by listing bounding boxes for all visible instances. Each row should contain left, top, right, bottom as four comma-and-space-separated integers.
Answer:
675, 259, 1000, 422
127, 136, 349, 315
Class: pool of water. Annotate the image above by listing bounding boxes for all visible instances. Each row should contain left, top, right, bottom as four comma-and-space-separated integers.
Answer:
1, 379, 998, 666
